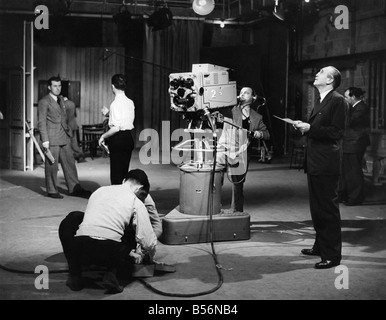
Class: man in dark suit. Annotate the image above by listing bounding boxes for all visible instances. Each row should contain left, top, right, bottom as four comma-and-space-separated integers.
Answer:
293, 66, 347, 269
339, 87, 371, 206
38, 76, 91, 199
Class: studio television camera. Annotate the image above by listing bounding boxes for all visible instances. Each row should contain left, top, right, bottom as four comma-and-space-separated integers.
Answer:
169, 64, 237, 127
161, 64, 250, 246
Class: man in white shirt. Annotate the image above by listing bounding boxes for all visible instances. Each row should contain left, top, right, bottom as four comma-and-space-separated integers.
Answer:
98, 74, 135, 185
59, 169, 160, 294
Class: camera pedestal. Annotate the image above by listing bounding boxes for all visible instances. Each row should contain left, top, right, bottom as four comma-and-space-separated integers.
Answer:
160, 207, 250, 245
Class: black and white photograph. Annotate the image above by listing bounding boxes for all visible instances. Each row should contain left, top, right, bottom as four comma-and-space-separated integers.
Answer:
0, 0, 385, 304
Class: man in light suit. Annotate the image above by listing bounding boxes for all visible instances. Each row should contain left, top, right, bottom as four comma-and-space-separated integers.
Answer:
218, 87, 270, 213
294, 66, 347, 269
38, 76, 91, 199
339, 87, 371, 206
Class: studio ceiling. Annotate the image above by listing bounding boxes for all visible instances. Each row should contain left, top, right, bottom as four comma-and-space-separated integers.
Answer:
0, 0, 347, 24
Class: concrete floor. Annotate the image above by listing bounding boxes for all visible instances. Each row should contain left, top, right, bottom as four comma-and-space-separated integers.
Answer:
1, 150, 386, 301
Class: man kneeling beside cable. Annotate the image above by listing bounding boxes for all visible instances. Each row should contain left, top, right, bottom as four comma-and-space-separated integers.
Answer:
59, 169, 161, 294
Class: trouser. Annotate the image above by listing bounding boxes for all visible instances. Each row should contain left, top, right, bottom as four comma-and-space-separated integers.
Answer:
230, 155, 250, 213
231, 182, 244, 212
45, 144, 79, 194
340, 152, 366, 204
107, 131, 134, 185
307, 175, 342, 262
70, 131, 85, 161
58, 211, 136, 276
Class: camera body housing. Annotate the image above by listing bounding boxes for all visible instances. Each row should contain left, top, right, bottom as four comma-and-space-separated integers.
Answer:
169, 64, 237, 114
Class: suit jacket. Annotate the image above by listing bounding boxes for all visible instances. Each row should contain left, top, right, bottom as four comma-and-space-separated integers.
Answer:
305, 90, 347, 176
231, 105, 270, 140
38, 94, 71, 146
65, 99, 79, 131
342, 100, 371, 154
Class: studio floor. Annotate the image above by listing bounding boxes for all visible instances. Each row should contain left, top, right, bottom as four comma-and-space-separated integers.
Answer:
1, 150, 386, 301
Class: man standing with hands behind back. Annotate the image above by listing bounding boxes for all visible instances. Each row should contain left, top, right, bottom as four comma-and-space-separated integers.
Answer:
38, 76, 91, 199
293, 66, 347, 269
340, 87, 371, 206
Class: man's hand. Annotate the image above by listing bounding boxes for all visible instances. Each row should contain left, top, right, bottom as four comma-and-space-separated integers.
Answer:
101, 106, 109, 117
252, 131, 263, 139
129, 250, 144, 264
293, 121, 311, 134
42, 141, 49, 149
98, 135, 105, 146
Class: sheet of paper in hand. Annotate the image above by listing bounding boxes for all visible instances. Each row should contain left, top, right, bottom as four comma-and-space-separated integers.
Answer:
273, 115, 297, 125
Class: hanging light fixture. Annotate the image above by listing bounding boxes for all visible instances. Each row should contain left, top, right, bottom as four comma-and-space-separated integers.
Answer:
273, 0, 285, 21
192, 0, 215, 16
147, 3, 173, 31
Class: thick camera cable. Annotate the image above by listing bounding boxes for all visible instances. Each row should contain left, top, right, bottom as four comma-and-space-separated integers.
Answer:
1, 124, 224, 297
138, 128, 225, 298
0, 264, 69, 274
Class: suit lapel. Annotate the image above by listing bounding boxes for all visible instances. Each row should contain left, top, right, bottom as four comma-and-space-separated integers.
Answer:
309, 91, 334, 122
232, 105, 243, 127
249, 109, 259, 131
49, 95, 61, 112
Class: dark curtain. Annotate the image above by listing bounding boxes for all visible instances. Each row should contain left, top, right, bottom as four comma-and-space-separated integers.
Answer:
140, 20, 204, 153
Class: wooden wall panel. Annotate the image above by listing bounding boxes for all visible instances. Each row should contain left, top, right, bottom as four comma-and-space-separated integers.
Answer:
369, 60, 386, 131
34, 46, 125, 128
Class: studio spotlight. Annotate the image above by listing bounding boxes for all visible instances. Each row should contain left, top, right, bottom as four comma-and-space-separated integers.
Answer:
192, 0, 215, 16
147, 6, 173, 31
113, 5, 134, 45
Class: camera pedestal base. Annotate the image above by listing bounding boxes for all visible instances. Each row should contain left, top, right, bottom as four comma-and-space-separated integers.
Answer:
160, 207, 250, 245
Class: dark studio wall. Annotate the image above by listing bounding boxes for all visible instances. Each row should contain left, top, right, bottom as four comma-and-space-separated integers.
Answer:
202, 21, 289, 156
1, 0, 386, 170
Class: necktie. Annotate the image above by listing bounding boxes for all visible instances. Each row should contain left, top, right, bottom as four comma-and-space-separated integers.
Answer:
309, 97, 320, 120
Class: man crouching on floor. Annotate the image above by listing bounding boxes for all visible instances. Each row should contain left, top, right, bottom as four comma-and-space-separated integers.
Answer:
58, 169, 159, 294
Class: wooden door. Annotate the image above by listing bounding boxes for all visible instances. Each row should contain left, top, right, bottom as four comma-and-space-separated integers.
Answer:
0, 80, 9, 168
9, 70, 25, 171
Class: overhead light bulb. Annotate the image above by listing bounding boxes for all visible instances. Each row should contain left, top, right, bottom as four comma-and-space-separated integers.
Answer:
192, 0, 215, 16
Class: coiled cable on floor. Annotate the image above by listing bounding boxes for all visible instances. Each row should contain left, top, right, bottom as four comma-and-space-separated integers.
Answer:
0, 264, 69, 274
138, 132, 224, 297
0, 136, 225, 297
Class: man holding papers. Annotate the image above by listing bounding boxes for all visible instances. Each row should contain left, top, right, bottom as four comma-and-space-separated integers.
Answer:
292, 66, 347, 270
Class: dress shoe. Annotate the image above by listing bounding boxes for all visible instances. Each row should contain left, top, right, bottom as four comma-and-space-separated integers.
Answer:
314, 260, 340, 269
70, 184, 92, 199
47, 192, 64, 199
66, 275, 84, 291
301, 248, 320, 256
102, 271, 123, 294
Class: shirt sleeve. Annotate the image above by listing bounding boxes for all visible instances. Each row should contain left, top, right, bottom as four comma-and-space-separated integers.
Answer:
133, 198, 157, 253
144, 194, 163, 239
108, 100, 121, 130
38, 98, 49, 143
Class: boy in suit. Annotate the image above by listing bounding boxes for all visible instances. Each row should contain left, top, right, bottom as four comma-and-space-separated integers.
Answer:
64, 97, 86, 163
